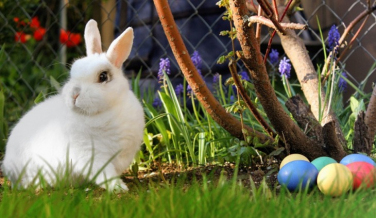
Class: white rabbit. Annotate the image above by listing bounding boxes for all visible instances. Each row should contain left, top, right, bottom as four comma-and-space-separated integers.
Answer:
1, 20, 145, 192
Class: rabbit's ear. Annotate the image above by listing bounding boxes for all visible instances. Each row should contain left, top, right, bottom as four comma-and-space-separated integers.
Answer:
84, 19, 102, 56
106, 27, 133, 68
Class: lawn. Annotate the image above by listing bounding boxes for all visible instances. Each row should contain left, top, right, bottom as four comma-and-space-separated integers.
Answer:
1, 168, 376, 218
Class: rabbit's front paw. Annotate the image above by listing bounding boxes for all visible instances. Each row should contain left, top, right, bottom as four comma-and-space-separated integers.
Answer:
113, 181, 129, 193
103, 178, 128, 193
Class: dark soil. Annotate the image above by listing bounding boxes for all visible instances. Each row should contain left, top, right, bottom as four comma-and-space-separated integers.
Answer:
0, 161, 280, 191
123, 161, 279, 191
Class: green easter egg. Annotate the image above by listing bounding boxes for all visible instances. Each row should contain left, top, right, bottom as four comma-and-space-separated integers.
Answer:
311, 156, 337, 172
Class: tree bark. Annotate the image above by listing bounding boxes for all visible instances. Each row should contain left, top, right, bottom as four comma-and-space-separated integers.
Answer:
322, 121, 347, 161
285, 95, 323, 145
365, 86, 376, 143
353, 111, 372, 155
229, 0, 326, 160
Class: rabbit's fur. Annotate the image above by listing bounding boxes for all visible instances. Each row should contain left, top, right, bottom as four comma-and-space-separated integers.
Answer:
2, 20, 145, 191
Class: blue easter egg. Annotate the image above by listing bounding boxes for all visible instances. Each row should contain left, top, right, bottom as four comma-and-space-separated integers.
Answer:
278, 160, 319, 191
340, 154, 376, 166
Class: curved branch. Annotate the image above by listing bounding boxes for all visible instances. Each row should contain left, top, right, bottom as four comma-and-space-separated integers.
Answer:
247, 16, 307, 31
229, 0, 327, 159
256, 0, 286, 34
228, 60, 276, 137
153, 0, 273, 144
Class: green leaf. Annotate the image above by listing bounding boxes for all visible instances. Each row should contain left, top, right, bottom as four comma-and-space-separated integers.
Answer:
217, 55, 226, 64
163, 74, 196, 164
350, 96, 365, 115
50, 75, 61, 91
225, 77, 235, 86
143, 100, 173, 163
34, 92, 45, 104
269, 147, 285, 156
294, 6, 304, 12
143, 128, 154, 159
350, 97, 359, 112
131, 69, 142, 99
219, 30, 229, 36
196, 132, 206, 165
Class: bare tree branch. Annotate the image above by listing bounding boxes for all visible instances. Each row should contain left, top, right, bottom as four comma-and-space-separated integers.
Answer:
263, 0, 293, 63
322, 5, 376, 83
247, 16, 307, 31
229, 0, 327, 160
153, 0, 273, 144
256, 0, 286, 34
228, 60, 276, 137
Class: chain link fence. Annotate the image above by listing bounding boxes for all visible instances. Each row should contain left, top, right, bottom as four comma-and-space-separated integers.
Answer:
1, 0, 376, 127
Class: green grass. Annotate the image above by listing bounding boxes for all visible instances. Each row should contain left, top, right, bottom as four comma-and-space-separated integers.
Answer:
1, 177, 376, 218
138, 72, 273, 168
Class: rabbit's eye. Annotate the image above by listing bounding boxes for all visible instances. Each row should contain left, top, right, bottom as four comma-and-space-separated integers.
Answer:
99, 71, 108, 83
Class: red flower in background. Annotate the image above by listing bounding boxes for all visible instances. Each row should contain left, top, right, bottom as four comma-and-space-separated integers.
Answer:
15, 32, 29, 43
33, 27, 46, 41
14, 16, 45, 42
59, 29, 68, 43
13, 16, 81, 46
13, 17, 27, 27
60, 29, 81, 47
30, 17, 40, 29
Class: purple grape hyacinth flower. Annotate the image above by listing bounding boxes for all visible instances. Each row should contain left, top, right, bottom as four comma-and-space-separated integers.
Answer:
187, 51, 204, 94
187, 84, 192, 93
328, 25, 340, 52
278, 57, 291, 78
213, 73, 220, 84
240, 71, 250, 81
269, 49, 279, 65
152, 96, 162, 108
158, 58, 171, 81
175, 84, 184, 95
338, 72, 347, 92
191, 51, 202, 70
230, 86, 238, 103
230, 95, 236, 103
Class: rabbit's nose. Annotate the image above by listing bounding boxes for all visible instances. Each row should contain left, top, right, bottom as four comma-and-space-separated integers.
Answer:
73, 87, 81, 100
73, 93, 79, 100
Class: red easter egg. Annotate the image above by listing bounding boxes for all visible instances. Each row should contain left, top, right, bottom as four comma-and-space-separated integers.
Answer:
346, 161, 376, 190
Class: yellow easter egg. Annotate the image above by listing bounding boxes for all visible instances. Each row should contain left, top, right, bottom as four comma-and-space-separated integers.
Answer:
317, 163, 353, 197
280, 154, 309, 169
